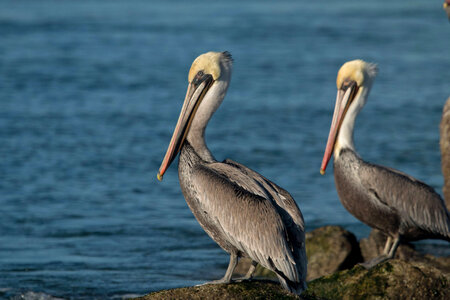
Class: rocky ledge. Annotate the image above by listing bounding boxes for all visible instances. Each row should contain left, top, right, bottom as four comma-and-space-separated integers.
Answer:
134, 226, 449, 300
304, 260, 449, 299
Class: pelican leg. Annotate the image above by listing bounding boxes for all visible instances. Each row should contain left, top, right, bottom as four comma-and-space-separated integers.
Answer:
235, 260, 258, 282
382, 236, 393, 255
243, 260, 258, 279
201, 253, 238, 285
386, 237, 400, 258
360, 236, 400, 269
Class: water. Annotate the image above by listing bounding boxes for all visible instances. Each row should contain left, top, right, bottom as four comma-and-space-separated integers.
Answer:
0, 0, 449, 298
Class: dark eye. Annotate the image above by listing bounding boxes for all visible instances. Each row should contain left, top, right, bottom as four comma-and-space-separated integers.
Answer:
197, 70, 204, 77
341, 80, 356, 91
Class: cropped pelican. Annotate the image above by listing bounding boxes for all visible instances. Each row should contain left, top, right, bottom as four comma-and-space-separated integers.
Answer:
444, 0, 450, 19
440, 97, 450, 210
320, 60, 450, 268
157, 51, 307, 294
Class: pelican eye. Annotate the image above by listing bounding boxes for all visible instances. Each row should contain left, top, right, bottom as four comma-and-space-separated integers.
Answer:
341, 80, 357, 92
193, 70, 211, 86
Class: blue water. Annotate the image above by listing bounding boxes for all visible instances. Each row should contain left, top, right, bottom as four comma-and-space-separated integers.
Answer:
0, 0, 449, 298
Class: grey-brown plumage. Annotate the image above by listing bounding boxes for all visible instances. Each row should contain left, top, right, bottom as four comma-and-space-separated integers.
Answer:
157, 52, 306, 294
179, 141, 306, 293
321, 60, 450, 268
440, 97, 450, 210
335, 149, 450, 244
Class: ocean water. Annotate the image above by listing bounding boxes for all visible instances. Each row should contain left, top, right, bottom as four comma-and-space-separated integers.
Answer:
0, 0, 449, 298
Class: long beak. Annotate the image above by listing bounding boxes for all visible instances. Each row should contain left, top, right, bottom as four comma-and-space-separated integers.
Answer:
320, 82, 358, 175
157, 75, 213, 181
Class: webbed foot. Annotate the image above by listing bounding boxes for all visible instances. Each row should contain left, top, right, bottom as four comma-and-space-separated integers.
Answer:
196, 278, 233, 286
358, 255, 390, 269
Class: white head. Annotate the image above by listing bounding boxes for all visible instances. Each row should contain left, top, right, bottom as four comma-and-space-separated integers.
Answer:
187, 51, 233, 138
320, 59, 378, 174
158, 51, 233, 180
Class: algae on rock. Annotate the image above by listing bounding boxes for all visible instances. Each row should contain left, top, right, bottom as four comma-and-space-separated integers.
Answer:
135, 281, 298, 300
303, 260, 449, 300
135, 259, 449, 300
305, 226, 362, 280
137, 226, 449, 300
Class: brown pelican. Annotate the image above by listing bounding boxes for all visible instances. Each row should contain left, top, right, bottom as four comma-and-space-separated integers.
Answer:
441, 97, 450, 210
320, 60, 450, 268
157, 51, 307, 294
444, 0, 450, 19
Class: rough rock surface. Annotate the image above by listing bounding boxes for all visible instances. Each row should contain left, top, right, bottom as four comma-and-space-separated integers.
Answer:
304, 226, 362, 280
134, 280, 298, 300
303, 260, 449, 300
440, 97, 450, 210
135, 260, 449, 300
235, 226, 362, 281
138, 226, 449, 299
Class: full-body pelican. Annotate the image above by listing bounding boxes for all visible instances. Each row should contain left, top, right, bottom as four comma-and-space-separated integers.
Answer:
320, 60, 450, 268
157, 51, 307, 294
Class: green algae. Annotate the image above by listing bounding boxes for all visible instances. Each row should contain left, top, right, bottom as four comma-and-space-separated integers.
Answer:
135, 280, 299, 300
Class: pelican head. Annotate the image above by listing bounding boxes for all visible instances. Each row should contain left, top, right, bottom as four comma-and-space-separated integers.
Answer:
444, 0, 450, 19
320, 60, 377, 175
157, 51, 233, 181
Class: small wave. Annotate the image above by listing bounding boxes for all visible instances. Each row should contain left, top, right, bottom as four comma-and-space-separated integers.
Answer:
10, 291, 65, 300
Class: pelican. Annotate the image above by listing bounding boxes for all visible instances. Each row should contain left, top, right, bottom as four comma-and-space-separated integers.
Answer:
444, 0, 450, 19
320, 60, 450, 268
440, 97, 450, 210
157, 51, 307, 294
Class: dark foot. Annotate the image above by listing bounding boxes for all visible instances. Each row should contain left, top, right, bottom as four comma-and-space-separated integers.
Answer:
234, 277, 254, 283
358, 255, 390, 269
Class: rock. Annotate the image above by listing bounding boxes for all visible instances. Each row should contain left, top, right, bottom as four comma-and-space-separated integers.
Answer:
423, 255, 450, 274
235, 226, 362, 281
134, 260, 449, 300
137, 225, 450, 299
305, 226, 362, 280
440, 97, 450, 210
302, 260, 449, 300
134, 280, 299, 300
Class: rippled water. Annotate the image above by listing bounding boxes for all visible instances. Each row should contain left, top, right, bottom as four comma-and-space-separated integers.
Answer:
1, 0, 449, 298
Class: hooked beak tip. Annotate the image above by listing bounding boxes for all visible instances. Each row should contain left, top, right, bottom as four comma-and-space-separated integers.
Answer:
157, 172, 163, 181
320, 169, 326, 175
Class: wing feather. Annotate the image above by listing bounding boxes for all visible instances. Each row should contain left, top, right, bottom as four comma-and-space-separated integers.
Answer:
221, 159, 307, 281
190, 161, 305, 282
223, 159, 305, 229
359, 162, 450, 237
